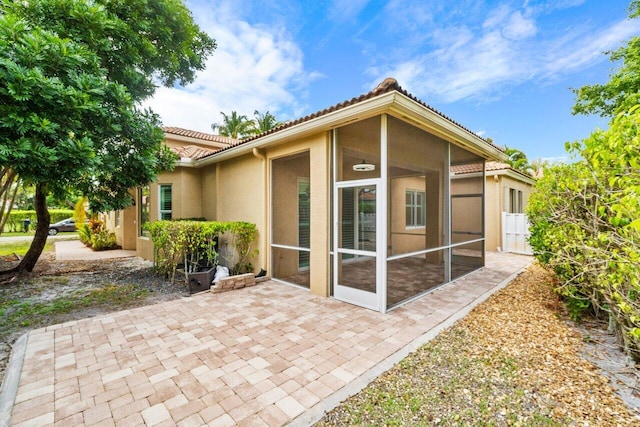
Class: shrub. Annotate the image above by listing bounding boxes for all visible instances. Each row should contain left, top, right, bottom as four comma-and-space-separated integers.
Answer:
78, 223, 92, 246
149, 220, 258, 282
78, 218, 119, 251
528, 106, 640, 360
90, 230, 119, 251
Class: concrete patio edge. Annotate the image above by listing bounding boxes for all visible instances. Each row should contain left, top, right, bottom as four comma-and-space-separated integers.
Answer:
0, 334, 28, 427
288, 260, 532, 426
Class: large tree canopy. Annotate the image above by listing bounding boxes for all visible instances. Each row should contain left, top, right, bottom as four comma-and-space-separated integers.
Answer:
3, 0, 216, 101
572, 2, 640, 117
0, 0, 216, 273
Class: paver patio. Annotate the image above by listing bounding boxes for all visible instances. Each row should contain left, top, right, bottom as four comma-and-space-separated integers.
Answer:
1, 252, 531, 426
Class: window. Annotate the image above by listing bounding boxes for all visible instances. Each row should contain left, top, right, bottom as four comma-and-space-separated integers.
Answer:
405, 189, 426, 228
509, 188, 523, 213
159, 184, 172, 220
139, 186, 150, 236
298, 179, 310, 269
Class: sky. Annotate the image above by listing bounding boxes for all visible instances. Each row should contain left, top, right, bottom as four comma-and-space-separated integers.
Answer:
143, 0, 640, 161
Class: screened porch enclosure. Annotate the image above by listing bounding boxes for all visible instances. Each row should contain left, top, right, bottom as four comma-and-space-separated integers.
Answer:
333, 114, 486, 312
271, 151, 311, 288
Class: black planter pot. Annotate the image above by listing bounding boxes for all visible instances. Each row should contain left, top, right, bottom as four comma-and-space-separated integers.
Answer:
187, 266, 216, 294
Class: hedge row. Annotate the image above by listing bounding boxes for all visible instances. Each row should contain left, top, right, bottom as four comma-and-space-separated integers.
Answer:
1, 209, 74, 232
528, 107, 640, 361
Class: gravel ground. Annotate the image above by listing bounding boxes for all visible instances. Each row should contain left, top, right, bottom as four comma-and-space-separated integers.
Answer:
317, 264, 640, 426
0, 252, 188, 386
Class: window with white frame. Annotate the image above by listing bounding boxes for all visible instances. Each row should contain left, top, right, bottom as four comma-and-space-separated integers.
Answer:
159, 184, 172, 220
405, 189, 426, 228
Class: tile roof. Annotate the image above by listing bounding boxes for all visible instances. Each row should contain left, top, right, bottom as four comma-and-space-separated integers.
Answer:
171, 145, 217, 160
162, 126, 238, 145
202, 77, 505, 158
451, 161, 535, 180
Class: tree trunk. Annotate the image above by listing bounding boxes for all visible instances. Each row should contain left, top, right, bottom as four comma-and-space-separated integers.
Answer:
0, 168, 19, 235
16, 183, 50, 272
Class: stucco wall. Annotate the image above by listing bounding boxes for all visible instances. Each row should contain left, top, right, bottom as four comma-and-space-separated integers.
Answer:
157, 168, 202, 219
200, 166, 217, 220
215, 153, 266, 273
484, 173, 533, 251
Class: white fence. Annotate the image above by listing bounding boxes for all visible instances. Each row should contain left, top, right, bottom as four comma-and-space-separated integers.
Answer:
502, 212, 533, 255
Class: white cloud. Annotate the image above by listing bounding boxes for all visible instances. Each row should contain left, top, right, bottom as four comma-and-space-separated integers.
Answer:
542, 18, 640, 77
366, 3, 640, 104
142, 1, 317, 133
329, 0, 371, 22
503, 11, 537, 40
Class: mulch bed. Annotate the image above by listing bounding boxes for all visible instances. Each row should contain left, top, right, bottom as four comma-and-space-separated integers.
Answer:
317, 263, 640, 425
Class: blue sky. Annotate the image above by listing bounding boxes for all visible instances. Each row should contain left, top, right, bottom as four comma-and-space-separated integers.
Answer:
144, 0, 640, 161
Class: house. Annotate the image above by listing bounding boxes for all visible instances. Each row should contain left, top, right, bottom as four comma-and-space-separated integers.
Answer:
105, 78, 508, 313
450, 161, 535, 253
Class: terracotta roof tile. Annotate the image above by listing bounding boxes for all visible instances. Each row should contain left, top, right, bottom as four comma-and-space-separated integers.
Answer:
162, 127, 238, 145
450, 162, 485, 174
201, 77, 505, 159
450, 161, 535, 180
171, 145, 217, 160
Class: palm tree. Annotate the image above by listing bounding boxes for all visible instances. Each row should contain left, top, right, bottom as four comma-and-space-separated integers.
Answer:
504, 146, 534, 176
250, 110, 283, 135
211, 111, 253, 139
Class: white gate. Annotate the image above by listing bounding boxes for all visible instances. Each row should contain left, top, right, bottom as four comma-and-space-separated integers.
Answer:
502, 212, 532, 255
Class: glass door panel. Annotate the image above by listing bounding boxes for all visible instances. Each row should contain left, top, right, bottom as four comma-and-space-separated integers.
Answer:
334, 182, 379, 310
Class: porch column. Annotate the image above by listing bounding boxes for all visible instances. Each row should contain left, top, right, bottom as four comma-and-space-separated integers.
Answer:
309, 135, 330, 296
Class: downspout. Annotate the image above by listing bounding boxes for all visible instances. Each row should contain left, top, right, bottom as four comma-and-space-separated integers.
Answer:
494, 174, 501, 251
252, 148, 268, 275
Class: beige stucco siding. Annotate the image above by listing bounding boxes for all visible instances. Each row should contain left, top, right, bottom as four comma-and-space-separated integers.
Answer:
484, 173, 533, 251
215, 153, 266, 273
485, 175, 501, 251
200, 166, 217, 220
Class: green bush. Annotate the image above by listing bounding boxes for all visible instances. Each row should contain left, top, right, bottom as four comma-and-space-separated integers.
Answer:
148, 220, 258, 282
2, 209, 74, 232
528, 106, 640, 360
78, 218, 118, 251
90, 230, 119, 251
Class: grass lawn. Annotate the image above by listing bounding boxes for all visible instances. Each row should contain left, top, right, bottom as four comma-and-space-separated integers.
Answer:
0, 232, 35, 237
0, 241, 55, 257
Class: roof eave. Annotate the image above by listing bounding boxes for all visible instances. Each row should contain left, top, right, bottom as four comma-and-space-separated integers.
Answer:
487, 168, 536, 185
165, 133, 231, 149
194, 90, 508, 167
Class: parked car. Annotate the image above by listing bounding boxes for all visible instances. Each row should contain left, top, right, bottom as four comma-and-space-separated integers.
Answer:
48, 218, 79, 235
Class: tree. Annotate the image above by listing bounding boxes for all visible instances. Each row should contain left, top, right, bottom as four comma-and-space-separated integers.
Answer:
504, 146, 534, 175
250, 110, 283, 134
211, 111, 253, 139
0, 1, 215, 274
572, 1, 640, 117
4, 0, 216, 103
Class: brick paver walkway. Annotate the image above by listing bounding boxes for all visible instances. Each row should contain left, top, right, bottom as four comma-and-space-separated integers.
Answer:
4, 253, 531, 426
